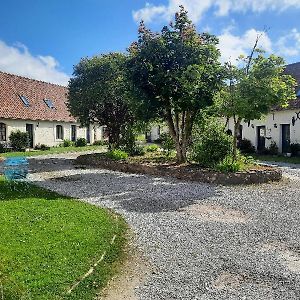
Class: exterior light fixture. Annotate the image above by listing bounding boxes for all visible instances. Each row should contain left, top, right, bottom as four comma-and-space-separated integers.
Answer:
274, 123, 278, 128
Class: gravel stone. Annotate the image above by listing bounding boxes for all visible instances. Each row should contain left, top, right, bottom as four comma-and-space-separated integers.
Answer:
28, 154, 300, 300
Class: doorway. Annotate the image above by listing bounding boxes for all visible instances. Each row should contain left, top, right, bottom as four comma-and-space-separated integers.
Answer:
26, 124, 34, 148
71, 125, 77, 142
281, 124, 290, 153
257, 126, 266, 152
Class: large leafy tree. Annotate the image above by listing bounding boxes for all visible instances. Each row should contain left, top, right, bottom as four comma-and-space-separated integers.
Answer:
127, 6, 223, 162
215, 41, 297, 160
68, 53, 133, 148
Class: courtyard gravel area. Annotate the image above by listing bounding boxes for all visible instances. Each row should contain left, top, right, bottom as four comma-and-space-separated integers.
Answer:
28, 154, 300, 299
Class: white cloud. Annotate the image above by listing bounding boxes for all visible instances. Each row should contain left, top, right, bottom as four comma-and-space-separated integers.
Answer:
0, 40, 70, 86
277, 28, 300, 57
218, 28, 273, 63
133, 0, 300, 23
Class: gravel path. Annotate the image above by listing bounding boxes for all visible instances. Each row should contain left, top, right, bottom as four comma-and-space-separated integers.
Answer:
28, 154, 300, 300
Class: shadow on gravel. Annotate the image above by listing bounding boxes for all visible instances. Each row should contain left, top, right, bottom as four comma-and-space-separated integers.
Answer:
29, 157, 77, 173
36, 171, 217, 213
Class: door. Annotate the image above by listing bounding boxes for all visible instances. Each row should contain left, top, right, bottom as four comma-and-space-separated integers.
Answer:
281, 124, 290, 153
257, 126, 266, 152
26, 124, 34, 148
86, 126, 90, 144
71, 125, 77, 142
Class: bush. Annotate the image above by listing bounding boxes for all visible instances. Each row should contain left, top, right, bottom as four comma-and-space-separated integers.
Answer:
290, 143, 300, 156
0, 143, 6, 153
238, 139, 255, 154
216, 155, 255, 173
160, 133, 175, 156
145, 144, 159, 152
34, 144, 50, 151
75, 138, 87, 147
131, 145, 145, 156
190, 121, 233, 167
106, 149, 128, 160
268, 141, 279, 155
93, 140, 108, 146
63, 139, 72, 147
9, 131, 29, 151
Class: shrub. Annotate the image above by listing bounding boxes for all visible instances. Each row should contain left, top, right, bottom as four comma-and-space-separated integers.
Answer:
9, 131, 29, 151
268, 141, 279, 155
106, 149, 128, 160
238, 139, 255, 154
34, 144, 50, 151
0, 143, 6, 153
190, 121, 233, 167
131, 145, 145, 156
75, 138, 87, 147
290, 143, 300, 156
145, 144, 159, 152
160, 133, 175, 156
63, 139, 72, 147
216, 154, 255, 173
93, 140, 108, 146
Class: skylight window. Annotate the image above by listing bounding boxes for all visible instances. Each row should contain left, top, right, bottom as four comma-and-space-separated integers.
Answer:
44, 99, 55, 109
19, 95, 30, 107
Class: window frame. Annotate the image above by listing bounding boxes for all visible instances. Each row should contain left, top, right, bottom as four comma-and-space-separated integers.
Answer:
56, 125, 64, 140
0, 123, 6, 141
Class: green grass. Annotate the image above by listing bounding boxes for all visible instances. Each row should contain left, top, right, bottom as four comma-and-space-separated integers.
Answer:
254, 154, 300, 165
0, 178, 127, 300
0, 145, 105, 158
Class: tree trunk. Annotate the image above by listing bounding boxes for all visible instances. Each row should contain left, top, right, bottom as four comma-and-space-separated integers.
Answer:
233, 118, 241, 161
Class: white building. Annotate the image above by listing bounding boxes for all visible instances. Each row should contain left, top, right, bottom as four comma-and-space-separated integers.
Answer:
226, 62, 300, 153
0, 71, 103, 148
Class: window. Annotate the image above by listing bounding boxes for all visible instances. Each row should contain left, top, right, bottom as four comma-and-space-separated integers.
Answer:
297, 89, 300, 97
0, 123, 6, 141
44, 99, 55, 109
56, 125, 63, 140
71, 125, 77, 142
19, 95, 30, 107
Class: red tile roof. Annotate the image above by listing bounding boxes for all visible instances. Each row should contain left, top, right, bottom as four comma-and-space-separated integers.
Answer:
0, 71, 76, 122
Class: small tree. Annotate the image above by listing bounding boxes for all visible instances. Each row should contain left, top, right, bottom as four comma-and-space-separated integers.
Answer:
215, 39, 296, 160
9, 131, 29, 151
68, 53, 133, 149
127, 6, 223, 163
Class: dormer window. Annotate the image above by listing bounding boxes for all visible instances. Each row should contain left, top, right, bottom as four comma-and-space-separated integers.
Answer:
19, 95, 30, 107
44, 99, 55, 109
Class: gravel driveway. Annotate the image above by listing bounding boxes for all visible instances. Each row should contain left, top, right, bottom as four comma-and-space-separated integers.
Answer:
28, 154, 300, 300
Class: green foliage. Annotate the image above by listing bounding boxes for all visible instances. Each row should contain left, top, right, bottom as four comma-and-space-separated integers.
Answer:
93, 140, 108, 146
268, 141, 279, 155
63, 139, 73, 147
0, 143, 6, 153
9, 131, 29, 151
145, 144, 159, 152
68, 53, 133, 148
106, 149, 128, 160
127, 6, 223, 162
190, 119, 233, 167
75, 138, 87, 147
216, 155, 255, 173
34, 144, 50, 151
238, 139, 256, 154
160, 133, 175, 156
290, 143, 300, 156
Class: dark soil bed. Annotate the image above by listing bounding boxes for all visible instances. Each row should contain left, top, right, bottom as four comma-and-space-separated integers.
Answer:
75, 153, 282, 185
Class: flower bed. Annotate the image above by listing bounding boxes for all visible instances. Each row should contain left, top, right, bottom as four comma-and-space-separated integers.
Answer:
75, 153, 282, 185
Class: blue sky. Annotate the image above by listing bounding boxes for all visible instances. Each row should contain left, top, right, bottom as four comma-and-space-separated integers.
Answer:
0, 0, 299, 85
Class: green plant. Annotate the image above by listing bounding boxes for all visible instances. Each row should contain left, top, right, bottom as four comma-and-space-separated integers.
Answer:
160, 133, 175, 157
290, 143, 300, 156
190, 120, 233, 167
131, 145, 145, 156
9, 131, 29, 151
93, 140, 108, 146
268, 140, 279, 155
238, 139, 255, 154
0, 143, 6, 153
145, 144, 159, 152
75, 138, 87, 147
216, 154, 255, 173
63, 139, 72, 147
106, 149, 128, 160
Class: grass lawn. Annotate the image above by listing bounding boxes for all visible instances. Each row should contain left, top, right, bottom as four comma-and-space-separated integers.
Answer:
0, 177, 127, 300
254, 154, 300, 165
0, 145, 105, 159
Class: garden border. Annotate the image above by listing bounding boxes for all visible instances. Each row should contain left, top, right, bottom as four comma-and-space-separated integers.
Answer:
75, 154, 282, 185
